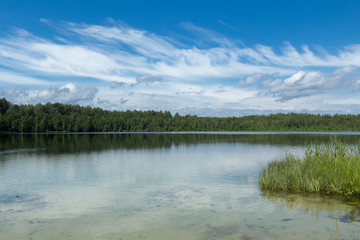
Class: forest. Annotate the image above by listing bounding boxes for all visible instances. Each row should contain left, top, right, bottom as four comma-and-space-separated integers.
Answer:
0, 98, 360, 132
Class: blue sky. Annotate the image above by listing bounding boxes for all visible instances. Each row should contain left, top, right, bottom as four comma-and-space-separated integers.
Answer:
1, 0, 360, 116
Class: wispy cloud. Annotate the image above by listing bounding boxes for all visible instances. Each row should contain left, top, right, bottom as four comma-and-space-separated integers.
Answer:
217, 20, 237, 30
2, 21, 360, 84
0, 20, 360, 115
0, 71, 51, 86
0, 21, 326, 86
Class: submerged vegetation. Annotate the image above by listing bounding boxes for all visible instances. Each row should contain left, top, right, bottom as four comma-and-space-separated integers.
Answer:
259, 139, 360, 196
262, 190, 360, 223
1, 97, 360, 132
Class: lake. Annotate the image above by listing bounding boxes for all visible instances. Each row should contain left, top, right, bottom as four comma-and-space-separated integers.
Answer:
0, 132, 359, 240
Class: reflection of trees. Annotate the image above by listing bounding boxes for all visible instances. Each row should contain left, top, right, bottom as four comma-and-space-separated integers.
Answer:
1, 133, 360, 155
261, 190, 360, 223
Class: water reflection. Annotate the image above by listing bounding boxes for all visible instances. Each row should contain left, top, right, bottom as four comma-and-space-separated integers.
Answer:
1, 132, 360, 239
1, 132, 360, 155
342, 206, 360, 223
261, 190, 360, 223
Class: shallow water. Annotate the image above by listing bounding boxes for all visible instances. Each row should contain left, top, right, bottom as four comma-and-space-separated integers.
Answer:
0, 133, 359, 239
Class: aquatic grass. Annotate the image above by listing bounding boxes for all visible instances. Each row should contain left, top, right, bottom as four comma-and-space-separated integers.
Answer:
259, 138, 360, 196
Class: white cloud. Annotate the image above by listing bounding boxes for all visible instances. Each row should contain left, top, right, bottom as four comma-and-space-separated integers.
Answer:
239, 72, 279, 87
324, 98, 360, 105
135, 74, 162, 84
110, 81, 126, 89
180, 22, 240, 48
1, 81, 360, 116
0, 71, 51, 86
1, 21, 351, 88
261, 66, 357, 101
0, 21, 360, 115
0, 83, 98, 105
70, 22, 178, 59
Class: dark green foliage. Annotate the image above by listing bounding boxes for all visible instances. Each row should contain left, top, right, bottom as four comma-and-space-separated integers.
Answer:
0, 98, 360, 132
0, 97, 11, 114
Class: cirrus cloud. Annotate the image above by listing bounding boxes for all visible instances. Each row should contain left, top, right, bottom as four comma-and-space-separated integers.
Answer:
0, 20, 360, 116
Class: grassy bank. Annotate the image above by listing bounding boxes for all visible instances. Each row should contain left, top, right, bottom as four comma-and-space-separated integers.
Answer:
259, 139, 360, 196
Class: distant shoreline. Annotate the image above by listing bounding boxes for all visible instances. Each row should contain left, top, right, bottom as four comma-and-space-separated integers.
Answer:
2, 131, 360, 135
1, 98, 360, 133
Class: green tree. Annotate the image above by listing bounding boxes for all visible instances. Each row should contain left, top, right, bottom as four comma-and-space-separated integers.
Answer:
0, 97, 11, 114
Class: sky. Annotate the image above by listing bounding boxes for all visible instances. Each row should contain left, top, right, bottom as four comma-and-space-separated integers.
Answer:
1, 0, 360, 116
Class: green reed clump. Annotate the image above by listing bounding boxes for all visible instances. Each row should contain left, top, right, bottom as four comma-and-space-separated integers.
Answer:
259, 139, 360, 196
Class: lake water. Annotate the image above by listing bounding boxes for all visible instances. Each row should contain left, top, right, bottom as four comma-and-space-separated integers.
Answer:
0, 132, 359, 240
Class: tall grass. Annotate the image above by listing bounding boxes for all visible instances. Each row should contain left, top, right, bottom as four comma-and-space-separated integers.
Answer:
259, 138, 360, 196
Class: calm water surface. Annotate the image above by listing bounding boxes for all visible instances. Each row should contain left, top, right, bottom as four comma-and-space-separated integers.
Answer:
0, 133, 359, 240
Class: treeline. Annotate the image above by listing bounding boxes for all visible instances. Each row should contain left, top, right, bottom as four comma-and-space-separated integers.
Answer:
0, 98, 360, 132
